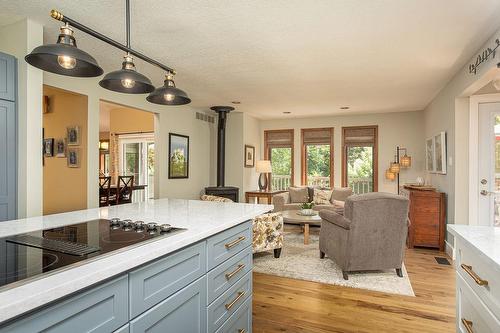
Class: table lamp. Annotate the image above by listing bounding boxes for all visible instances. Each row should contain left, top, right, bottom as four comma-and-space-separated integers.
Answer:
256, 160, 272, 190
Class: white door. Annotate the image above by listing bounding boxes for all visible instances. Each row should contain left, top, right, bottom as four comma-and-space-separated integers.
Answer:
478, 102, 500, 227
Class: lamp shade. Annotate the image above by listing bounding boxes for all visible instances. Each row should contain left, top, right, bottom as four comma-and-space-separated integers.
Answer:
256, 160, 272, 173
146, 74, 191, 105
390, 162, 400, 174
400, 154, 411, 168
25, 25, 103, 77
385, 169, 396, 181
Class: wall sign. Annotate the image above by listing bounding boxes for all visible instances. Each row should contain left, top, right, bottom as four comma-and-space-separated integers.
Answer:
468, 38, 500, 75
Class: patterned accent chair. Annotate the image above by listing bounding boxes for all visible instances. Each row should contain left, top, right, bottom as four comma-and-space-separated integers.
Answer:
252, 213, 284, 258
200, 195, 284, 258
200, 194, 233, 203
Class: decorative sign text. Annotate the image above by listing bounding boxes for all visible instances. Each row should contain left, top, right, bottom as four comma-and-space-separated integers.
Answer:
468, 38, 500, 75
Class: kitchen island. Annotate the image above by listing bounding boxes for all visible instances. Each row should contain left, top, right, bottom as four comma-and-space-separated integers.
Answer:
0, 198, 272, 332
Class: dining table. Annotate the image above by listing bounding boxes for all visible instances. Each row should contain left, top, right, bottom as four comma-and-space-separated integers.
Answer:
109, 184, 148, 202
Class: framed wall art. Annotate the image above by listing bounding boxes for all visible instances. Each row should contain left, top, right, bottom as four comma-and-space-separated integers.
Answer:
244, 145, 255, 167
169, 133, 189, 179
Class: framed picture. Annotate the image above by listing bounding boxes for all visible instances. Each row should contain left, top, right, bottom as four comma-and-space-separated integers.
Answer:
55, 139, 66, 158
434, 131, 447, 174
169, 133, 189, 179
426, 137, 435, 172
67, 126, 80, 146
244, 145, 255, 167
67, 148, 80, 168
43, 138, 54, 157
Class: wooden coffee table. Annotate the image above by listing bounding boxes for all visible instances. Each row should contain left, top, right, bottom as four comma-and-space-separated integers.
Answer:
281, 210, 322, 245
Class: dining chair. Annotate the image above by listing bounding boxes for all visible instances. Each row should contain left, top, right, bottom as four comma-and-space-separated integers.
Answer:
99, 176, 111, 207
116, 175, 134, 205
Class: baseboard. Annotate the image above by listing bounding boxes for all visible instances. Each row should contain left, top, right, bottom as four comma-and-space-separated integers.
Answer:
445, 240, 455, 260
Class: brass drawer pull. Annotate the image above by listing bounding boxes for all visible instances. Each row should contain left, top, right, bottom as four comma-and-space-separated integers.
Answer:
461, 264, 489, 286
238, 330, 246, 333
461, 318, 474, 333
225, 291, 245, 310
225, 264, 245, 280
225, 236, 246, 249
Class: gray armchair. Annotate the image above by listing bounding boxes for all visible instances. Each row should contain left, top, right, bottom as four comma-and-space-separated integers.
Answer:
319, 192, 409, 280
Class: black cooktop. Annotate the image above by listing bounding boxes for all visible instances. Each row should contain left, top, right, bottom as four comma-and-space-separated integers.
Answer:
0, 218, 185, 289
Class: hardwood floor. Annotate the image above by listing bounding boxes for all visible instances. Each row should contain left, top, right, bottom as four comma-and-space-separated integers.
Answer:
253, 228, 456, 333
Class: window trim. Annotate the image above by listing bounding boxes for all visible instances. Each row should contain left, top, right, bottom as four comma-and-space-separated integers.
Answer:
301, 127, 334, 187
341, 125, 378, 192
264, 129, 295, 190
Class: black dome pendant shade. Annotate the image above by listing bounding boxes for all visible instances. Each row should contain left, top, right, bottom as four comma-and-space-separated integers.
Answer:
99, 54, 154, 93
25, 24, 103, 77
147, 73, 191, 105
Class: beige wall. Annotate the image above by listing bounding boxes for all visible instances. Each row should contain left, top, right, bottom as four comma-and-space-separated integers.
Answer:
43, 86, 88, 215
0, 19, 43, 218
259, 111, 425, 194
243, 114, 261, 197
109, 107, 154, 134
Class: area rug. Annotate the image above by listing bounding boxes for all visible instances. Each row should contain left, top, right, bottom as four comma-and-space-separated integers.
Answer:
253, 231, 415, 296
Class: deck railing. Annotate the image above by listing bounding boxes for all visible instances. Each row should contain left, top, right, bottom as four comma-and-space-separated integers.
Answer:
271, 175, 292, 191
348, 177, 373, 194
271, 175, 373, 194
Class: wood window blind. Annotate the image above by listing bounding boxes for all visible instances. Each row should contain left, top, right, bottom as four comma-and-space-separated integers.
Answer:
343, 127, 376, 147
302, 128, 333, 145
265, 130, 294, 147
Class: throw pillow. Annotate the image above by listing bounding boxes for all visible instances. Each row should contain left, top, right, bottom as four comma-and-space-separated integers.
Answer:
289, 187, 309, 203
313, 188, 332, 205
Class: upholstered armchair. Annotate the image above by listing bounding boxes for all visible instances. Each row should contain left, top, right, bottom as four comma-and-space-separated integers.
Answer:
252, 213, 284, 258
319, 192, 409, 280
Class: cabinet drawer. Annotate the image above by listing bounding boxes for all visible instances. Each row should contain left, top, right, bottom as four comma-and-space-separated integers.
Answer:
114, 324, 129, 333
207, 222, 252, 270
207, 271, 252, 333
129, 241, 206, 318
457, 239, 500, 320
207, 246, 252, 304
215, 296, 252, 333
130, 276, 207, 333
2, 275, 128, 333
456, 274, 500, 333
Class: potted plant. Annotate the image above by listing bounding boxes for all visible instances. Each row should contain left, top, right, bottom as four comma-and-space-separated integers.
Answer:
300, 202, 315, 216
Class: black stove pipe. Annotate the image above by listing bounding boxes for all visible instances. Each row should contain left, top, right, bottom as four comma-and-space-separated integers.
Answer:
210, 106, 234, 187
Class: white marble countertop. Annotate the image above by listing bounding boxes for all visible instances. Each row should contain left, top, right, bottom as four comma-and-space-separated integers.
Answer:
0, 198, 272, 324
447, 224, 500, 269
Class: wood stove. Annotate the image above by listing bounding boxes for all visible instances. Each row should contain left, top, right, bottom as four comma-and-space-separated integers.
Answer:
205, 106, 240, 202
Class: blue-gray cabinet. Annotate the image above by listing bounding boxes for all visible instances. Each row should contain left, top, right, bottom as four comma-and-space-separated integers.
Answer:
0, 52, 16, 222
0, 221, 254, 333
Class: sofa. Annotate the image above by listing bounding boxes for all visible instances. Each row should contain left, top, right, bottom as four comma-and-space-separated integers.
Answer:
273, 186, 353, 214
319, 192, 410, 280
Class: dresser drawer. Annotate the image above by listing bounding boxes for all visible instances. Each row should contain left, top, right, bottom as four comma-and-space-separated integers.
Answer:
129, 241, 206, 318
207, 221, 252, 270
215, 296, 252, 333
207, 271, 252, 333
207, 246, 252, 304
457, 274, 500, 333
2, 275, 128, 333
457, 239, 500, 320
114, 324, 129, 333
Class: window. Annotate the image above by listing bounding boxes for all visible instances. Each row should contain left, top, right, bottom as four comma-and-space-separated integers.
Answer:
301, 128, 334, 188
342, 126, 378, 194
264, 129, 294, 191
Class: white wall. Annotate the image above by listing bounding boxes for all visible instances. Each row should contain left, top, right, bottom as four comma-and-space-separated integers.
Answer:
243, 113, 261, 197
0, 19, 43, 218
259, 111, 425, 193
423, 27, 500, 244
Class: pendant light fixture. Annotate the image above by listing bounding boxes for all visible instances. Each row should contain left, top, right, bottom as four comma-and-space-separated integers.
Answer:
25, 1, 190, 105
99, 1, 154, 94
25, 22, 103, 77
147, 71, 191, 105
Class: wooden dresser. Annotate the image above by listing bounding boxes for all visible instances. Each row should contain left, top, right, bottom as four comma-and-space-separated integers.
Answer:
400, 186, 446, 251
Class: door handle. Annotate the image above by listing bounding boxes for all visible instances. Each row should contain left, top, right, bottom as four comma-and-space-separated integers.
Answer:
480, 190, 494, 196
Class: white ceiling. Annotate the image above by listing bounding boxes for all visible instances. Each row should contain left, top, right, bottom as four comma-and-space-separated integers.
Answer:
2, 0, 500, 119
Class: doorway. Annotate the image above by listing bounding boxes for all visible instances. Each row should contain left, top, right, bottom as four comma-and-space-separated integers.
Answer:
99, 101, 155, 201
477, 102, 500, 227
